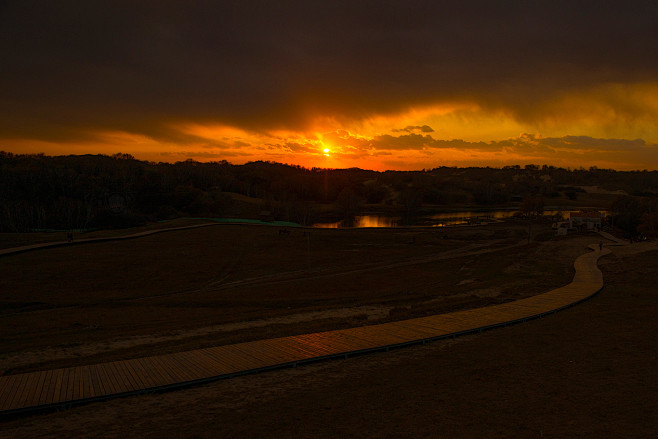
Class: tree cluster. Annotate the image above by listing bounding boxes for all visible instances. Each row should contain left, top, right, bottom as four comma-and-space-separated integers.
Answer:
1, 152, 656, 232
610, 195, 658, 238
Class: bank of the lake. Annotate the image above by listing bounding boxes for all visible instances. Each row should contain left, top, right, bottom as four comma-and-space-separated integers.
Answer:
313, 208, 608, 228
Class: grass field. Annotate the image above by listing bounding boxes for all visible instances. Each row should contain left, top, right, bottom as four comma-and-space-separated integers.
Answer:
0, 226, 655, 437
0, 218, 213, 250
1, 221, 592, 374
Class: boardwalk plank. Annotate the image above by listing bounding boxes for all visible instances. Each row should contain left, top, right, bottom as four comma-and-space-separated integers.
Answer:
72, 366, 83, 400
111, 360, 139, 393
306, 333, 368, 354
397, 319, 454, 336
341, 327, 412, 345
173, 352, 216, 379
81, 366, 94, 399
230, 342, 294, 366
384, 324, 442, 340
0, 375, 22, 410
107, 361, 137, 393
149, 354, 189, 384
122, 360, 147, 391
254, 338, 326, 361
216, 345, 274, 372
194, 347, 241, 375
166, 353, 203, 381
222, 344, 283, 370
304, 332, 372, 353
399, 317, 457, 334
16, 372, 39, 409
390, 321, 446, 338
167, 353, 201, 379
155, 354, 198, 382
97, 363, 119, 395
4, 373, 24, 409
20, 372, 44, 409
158, 354, 201, 380
35, 370, 53, 406
128, 358, 158, 389
136, 356, 170, 387
291, 333, 348, 356
47, 369, 64, 405
88, 365, 105, 397
0, 375, 12, 402
19, 373, 39, 409
230, 344, 280, 369
262, 338, 324, 360
204, 347, 246, 369
58, 367, 71, 404
13, 373, 34, 408
286, 335, 343, 357
237, 340, 302, 364
186, 351, 227, 377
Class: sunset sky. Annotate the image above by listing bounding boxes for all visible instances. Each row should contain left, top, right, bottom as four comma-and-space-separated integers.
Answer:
1, 1, 657, 171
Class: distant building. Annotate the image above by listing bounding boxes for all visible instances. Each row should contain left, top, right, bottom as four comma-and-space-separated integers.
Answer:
569, 211, 603, 232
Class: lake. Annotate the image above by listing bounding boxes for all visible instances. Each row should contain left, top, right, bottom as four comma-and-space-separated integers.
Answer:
312, 209, 595, 228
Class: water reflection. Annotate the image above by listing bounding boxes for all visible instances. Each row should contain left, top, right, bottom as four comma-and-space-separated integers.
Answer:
313, 210, 599, 228
313, 215, 398, 229
430, 210, 516, 220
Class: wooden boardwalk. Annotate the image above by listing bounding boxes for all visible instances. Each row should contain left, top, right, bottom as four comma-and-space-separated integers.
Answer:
0, 244, 611, 417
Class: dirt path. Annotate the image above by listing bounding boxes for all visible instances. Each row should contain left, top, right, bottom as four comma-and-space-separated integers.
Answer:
0, 222, 219, 256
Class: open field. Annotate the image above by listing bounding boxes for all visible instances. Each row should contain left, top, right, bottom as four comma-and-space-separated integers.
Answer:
1, 221, 592, 375
0, 230, 655, 437
0, 218, 216, 250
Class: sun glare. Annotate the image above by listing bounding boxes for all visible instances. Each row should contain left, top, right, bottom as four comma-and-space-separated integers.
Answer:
323, 148, 330, 156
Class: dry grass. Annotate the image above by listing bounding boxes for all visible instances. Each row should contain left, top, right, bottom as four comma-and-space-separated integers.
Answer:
1, 222, 594, 374
0, 218, 212, 250
1, 246, 655, 438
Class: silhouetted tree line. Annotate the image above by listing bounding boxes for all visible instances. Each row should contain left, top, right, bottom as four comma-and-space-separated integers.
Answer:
1, 152, 656, 231
610, 195, 658, 238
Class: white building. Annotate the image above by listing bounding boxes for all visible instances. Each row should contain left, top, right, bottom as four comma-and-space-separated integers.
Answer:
569, 211, 603, 231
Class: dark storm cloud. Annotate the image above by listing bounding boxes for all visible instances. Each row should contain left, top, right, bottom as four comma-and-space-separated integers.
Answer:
540, 136, 647, 151
279, 142, 317, 154
159, 150, 248, 159
393, 125, 435, 133
372, 133, 434, 150
1, 1, 657, 142
329, 130, 657, 157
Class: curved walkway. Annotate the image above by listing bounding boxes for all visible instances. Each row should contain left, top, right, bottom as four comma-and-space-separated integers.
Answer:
0, 223, 219, 257
1, 218, 303, 258
0, 244, 611, 418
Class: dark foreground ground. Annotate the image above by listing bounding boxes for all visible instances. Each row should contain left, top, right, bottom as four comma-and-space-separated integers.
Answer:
1, 222, 585, 374
1, 246, 656, 438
